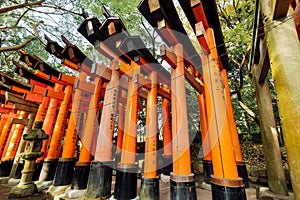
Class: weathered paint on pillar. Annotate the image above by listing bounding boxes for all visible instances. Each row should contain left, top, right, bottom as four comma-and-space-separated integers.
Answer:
144, 71, 158, 178
260, 1, 300, 197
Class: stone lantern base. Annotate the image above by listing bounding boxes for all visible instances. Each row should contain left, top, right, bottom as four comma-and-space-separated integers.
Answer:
9, 182, 37, 198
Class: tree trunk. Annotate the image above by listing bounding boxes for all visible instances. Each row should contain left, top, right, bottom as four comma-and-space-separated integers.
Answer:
253, 63, 288, 195
260, 1, 300, 198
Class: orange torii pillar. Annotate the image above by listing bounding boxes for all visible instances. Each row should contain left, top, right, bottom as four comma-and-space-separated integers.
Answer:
0, 108, 10, 133
48, 72, 94, 195
203, 28, 246, 199
161, 84, 173, 176
85, 60, 119, 199
36, 84, 64, 183
65, 76, 103, 196
114, 65, 140, 200
39, 73, 86, 189
0, 109, 16, 160
0, 107, 10, 137
196, 92, 213, 185
221, 69, 249, 187
169, 43, 197, 199
45, 83, 75, 194
140, 71, 159, 200
0, 109, 17, 176
0, 111, 26, 177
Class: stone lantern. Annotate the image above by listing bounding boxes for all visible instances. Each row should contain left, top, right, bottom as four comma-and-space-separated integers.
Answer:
9, 121, 48, 198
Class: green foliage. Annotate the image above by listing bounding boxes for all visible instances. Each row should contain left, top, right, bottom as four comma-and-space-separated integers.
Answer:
218, 0, 262, 139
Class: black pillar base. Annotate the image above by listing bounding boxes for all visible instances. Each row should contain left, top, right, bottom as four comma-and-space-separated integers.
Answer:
140, 177, 159, 200
114, 163, 138, 200
85, 161, 113, 199
211, 175, 246, 200
161, 155, 173, 176
53, 158, 76, 186
32, 161, 43, 181
203, 160, 213, 184
0, 159, 14, 177
237, 161, 249, 188
71, 162, 90, 190
14, 160, 24, 179
170, 173, 197, 200
39, 158, 58, 181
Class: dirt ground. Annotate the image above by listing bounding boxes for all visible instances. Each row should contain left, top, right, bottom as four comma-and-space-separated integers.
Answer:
0, 179, 258, 200
0, 184, 52, 200
0, 143, 287, 200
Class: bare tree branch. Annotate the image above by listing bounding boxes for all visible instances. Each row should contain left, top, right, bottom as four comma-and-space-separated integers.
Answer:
229, 45, 251, 90
0, 0, 45, 13
34, 4, 83, 16
230, 57, 240, 66
0, 21, 43, 52
238, 100, 260, 125
233, 81, 260, 125
238, 45, 251, 89
0, 9, 29, 31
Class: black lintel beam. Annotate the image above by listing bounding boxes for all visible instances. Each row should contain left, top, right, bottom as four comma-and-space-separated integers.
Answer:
0, 82, 12, 92
13, 61, 55, 87
61, 35, 88, 64
201, 0, 230, 70
99, 17, 127, 37
78, 17, 117, 61
19, 51, 60, 77
78, 17, 106, 45
0, 71, 31, 91
118, 36, 170, 82
45, 34, 64, 59
98, 17, 131, 63
139, 0, 202, 73
0, 81, 24, 97
35, 61, 60, 77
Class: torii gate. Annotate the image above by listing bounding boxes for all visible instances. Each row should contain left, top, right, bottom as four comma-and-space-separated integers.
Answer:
139, 0, 247, 199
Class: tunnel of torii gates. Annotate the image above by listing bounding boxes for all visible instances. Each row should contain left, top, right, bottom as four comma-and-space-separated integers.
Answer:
0, 1, 253, 200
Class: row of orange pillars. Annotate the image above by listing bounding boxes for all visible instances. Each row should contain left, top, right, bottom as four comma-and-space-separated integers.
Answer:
0, 0, 249, 199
